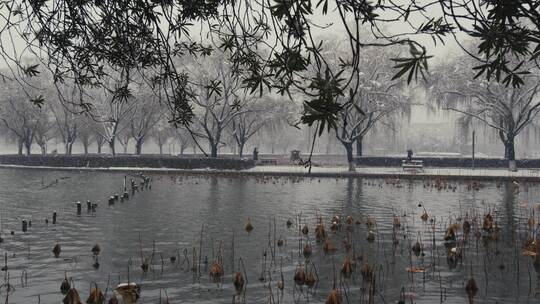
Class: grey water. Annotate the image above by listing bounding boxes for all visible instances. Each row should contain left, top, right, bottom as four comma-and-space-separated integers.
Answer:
0, 168, 538, 303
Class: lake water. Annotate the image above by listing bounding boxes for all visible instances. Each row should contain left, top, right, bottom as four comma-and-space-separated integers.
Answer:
0, 168, 539, 303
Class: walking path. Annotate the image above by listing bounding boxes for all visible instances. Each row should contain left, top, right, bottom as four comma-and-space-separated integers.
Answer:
1, 163, 540, 181
246, 165, 540, 181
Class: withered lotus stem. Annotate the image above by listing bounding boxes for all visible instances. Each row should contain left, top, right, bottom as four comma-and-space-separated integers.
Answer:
53, 243, 61, 258
361, 263, 374, 280
323, 239, 337, 253
306, 272, 317, 288
303, 243, 312, 258
86, 286, 105, 304
286, 219, 293, 227
91, 244, 101, 256
294, 267, 306, 286
245, 218, 254, 232
463, 221, 471, 234
233, 271, 244, 293
412, 241, 422, 256
465, 275, 478, 297
367, 231, 375, 242
108, 295, 119, 304
63, 287, 82, 304
393, 216, 401, 228
210, 262, 224, 278
60, 277, 70, 295
366, 217, 375, 228
315, 224, 327, 242
325, 289, 342, 304
141, 258, 150, 272
341, 256, 352, 277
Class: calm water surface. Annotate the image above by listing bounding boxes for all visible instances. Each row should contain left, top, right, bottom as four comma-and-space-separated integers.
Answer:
0, 168, 539, 303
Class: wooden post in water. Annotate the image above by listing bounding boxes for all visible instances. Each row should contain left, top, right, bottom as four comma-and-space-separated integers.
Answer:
22, 220, 27, 233
52, 211, 57, 224
1, 252, 7, 271
123, 176, 129, 199
87, 200, 92, 211
76, 201, 82, 215
0, 212, 3, 243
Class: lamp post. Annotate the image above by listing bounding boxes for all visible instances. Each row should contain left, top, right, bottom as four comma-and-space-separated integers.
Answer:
472, 130, 475, 170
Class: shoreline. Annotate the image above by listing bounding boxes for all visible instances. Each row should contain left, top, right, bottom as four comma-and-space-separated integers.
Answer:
2, 164, 540, 182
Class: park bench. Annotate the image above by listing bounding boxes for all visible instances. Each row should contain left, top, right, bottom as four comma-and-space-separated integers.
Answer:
402, 159, 424, 171
260, 158, 278, 165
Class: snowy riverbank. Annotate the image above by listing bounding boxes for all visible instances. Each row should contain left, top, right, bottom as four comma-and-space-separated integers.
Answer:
1, 163, 540, 182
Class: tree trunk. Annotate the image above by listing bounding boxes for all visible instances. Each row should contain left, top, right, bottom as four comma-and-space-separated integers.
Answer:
159, 144, 163, 155
210, 143, 218, 158
40, 145, 46, 155
17, 138, 23, 155
24, 140, 31, 156
356, 137, 363, 157
505, 137, 517, 171
108, 138, 116, 155
65, 142, 74, 155
135, 139, 143, 155
504, 139, 515, 161
83, 143, 89, 154
180, 143, 186, 155
97, 144, 102, 154
500, 130, 517, 171
344, 142, 355, 172
239, 143, 244, 158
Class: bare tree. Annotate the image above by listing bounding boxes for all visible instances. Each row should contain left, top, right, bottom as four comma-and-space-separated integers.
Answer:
33, 111, 53, 155
78, 116, 94, 154
152, 120, 172, 155
326, 42, 407, 171
49, 90, 78, 154
94, 132, 106, 154
0, 81, 46, 155
130, 93, 163, 155
260, 100, 297, 155
90, 80, 136, 155
431, 54, 540, 171
117, 129, 132, 154
175, 127, 193, 155
187, 54, 252, 157
229, 98, 274, 157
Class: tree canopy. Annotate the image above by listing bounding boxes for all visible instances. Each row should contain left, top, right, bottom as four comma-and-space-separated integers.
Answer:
0, 0, 539, 140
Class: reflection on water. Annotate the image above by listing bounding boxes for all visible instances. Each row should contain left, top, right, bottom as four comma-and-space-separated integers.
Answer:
0, 168, 539, 303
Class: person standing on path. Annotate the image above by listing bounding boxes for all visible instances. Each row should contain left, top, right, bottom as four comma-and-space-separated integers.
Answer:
407, 149, 413, 162
253, 147, 259, 161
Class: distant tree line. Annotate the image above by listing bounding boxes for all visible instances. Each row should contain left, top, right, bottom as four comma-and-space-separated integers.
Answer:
0, 0, 540, 170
